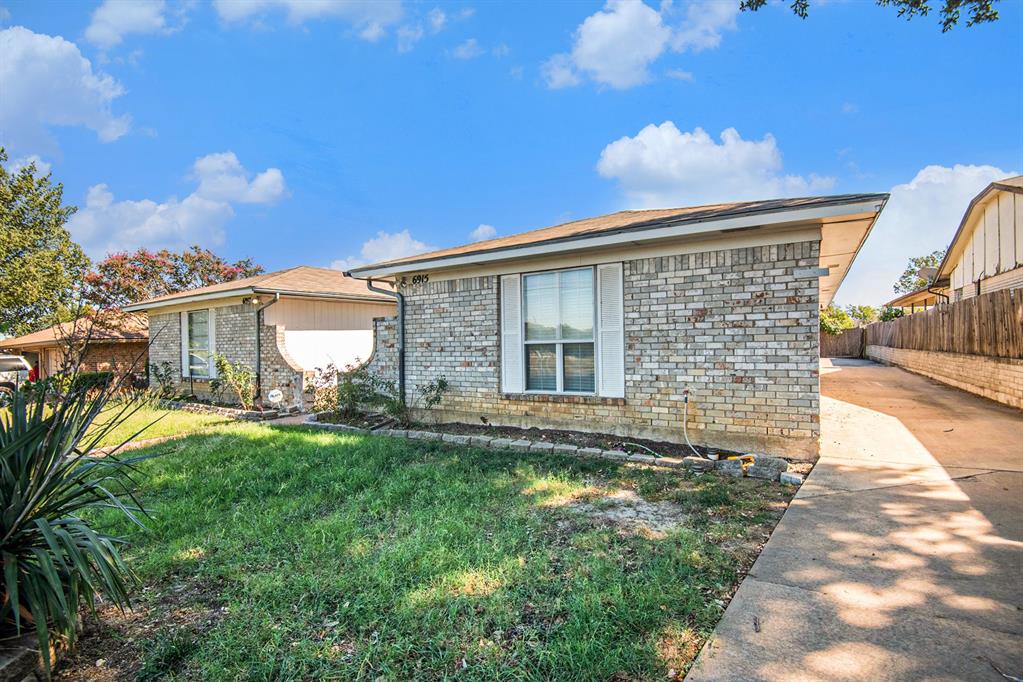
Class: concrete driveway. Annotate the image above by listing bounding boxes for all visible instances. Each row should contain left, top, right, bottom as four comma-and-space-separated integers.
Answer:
687, 358, 1023, 681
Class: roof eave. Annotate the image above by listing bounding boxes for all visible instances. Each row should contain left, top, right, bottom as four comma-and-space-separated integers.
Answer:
935, 181, 1023, 280
122, 287, 257, 312
349, 195, 889, 279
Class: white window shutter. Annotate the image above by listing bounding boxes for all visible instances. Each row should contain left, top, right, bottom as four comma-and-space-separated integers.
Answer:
180, 311, 190, 378
500, 274, 524, 393
208, 308, 217, 378
597, 263, 625, 398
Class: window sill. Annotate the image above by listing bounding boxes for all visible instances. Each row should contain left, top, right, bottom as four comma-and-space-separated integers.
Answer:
501, 392, 625, 406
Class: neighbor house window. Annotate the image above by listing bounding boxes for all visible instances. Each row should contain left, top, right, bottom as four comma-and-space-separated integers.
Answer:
184, 309, 214, 378
523, 267, 595, 393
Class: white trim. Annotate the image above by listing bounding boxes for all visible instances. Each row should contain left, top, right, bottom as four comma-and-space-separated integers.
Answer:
123, 288, 391, 313
349, 200, 884, 278
596, 263, 625, 399
520, 267, 597, 395
124, 288, 256, 312
182, 308, 216, 379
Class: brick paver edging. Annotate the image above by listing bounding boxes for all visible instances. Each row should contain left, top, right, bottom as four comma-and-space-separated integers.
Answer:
301, 413, 803, 485
159, 399, 280, 421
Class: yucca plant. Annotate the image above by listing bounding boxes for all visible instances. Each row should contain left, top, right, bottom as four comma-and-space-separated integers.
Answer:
1, 380, 154, 671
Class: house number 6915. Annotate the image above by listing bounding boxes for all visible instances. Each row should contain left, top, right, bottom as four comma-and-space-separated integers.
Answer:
398, 274, 429, 289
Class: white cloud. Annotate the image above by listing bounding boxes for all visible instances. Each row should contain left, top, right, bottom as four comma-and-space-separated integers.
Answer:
470, 224, 497, 241
85, 0, 178, 49
666, 68, 693, 82
669, 0, 738, 52
330, 230, 436, 270
492, 42, 509, 58
192, 151, 286, 204
836, 164, 1017, 307
213, 0, 402, 39
428, 7, 446, 32
0, 27, 131, 154
540, 53, 580, 89
452, 37, 483, 59
67, 152, 287, 257
543, 0, 737, 90
597, 121, 834, 207
7, 154, 51, 175
397, 24, 424, 52
0, 7, 12, 23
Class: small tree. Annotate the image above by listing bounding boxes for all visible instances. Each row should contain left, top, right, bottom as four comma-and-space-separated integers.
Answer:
880, 305, 906, 321
845, 304, 878, 326
894, 250, 946, 294
213, 355, 257, 410
820, 304, 855, 335
376, 377, 449, 427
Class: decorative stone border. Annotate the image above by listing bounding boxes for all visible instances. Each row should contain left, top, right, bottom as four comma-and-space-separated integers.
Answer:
302, 413, 804, 486
159, 399, 280, 421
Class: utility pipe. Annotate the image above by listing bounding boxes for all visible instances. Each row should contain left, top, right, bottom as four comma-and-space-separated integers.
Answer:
253, 292, 280, 404
362, 278, 405, 405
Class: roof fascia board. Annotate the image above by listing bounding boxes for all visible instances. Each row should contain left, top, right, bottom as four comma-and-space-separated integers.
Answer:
349, 199, 885, 278
122, 287, 256, 312
251, 288, 394, 304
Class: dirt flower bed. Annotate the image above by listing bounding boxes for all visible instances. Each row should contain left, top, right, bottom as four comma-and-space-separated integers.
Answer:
423, 421, 742, 459
54, 577, 226, 681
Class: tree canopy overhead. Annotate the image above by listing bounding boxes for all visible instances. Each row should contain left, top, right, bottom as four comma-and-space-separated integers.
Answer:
83, 246, 265, 309
0, 149, 90, 337
740, 0, 999, 32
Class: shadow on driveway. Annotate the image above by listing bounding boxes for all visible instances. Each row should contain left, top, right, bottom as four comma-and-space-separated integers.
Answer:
686, 359, 1022, 681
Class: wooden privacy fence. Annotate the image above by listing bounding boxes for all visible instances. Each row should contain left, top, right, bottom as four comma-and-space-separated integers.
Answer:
863, 288, 1023, 359
821, 327, 864, 357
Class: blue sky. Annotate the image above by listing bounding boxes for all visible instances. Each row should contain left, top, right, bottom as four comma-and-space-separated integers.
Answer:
2, 0, 1021, 306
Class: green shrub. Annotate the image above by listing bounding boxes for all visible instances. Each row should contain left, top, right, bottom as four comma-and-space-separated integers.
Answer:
212, 355, 257, 410
69, 370, 114, 391
0, 380, 151, 671
147, 361, 177, 398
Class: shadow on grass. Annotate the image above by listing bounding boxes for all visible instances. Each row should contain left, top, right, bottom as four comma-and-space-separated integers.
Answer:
75, 423, 791, 681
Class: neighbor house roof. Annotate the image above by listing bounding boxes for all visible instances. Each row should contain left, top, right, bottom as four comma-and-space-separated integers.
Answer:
123, 266, 394, 312
346, 193, 889, 307
0, 314, 148, 351
935, 175, 1023, 283
884, 286, 945, 309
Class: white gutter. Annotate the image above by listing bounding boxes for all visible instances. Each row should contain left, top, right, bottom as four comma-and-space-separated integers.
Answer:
349, 198, 885, 278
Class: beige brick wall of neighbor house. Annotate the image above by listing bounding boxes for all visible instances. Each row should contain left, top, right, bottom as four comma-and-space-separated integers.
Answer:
865, 345, 1023, 409
148, 305, 303, 406
366, 240, 822, 459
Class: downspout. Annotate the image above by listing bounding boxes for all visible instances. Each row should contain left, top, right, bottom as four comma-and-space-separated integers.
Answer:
350, 275, 405, 405
253, 292, 280, 404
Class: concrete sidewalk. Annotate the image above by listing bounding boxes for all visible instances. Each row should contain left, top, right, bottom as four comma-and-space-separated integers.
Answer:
686, 359, 1023, 681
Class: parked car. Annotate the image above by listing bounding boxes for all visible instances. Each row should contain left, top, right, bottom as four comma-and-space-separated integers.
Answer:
0, 353, 32, 405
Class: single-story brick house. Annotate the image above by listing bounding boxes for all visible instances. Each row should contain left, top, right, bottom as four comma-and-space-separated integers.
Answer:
348, 194, 888, 459
123, 266, 395, 408
0, 314, 148, 379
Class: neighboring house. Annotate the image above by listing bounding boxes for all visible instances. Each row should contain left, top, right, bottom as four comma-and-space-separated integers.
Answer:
349, 194, 888, 459
887, 175, 1023, 310
0, 314, 149, 379
123, 266, 396, 408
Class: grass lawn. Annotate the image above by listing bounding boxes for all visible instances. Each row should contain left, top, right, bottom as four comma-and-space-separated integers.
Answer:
89, 402, 234, 448
57, 423, 793, 681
